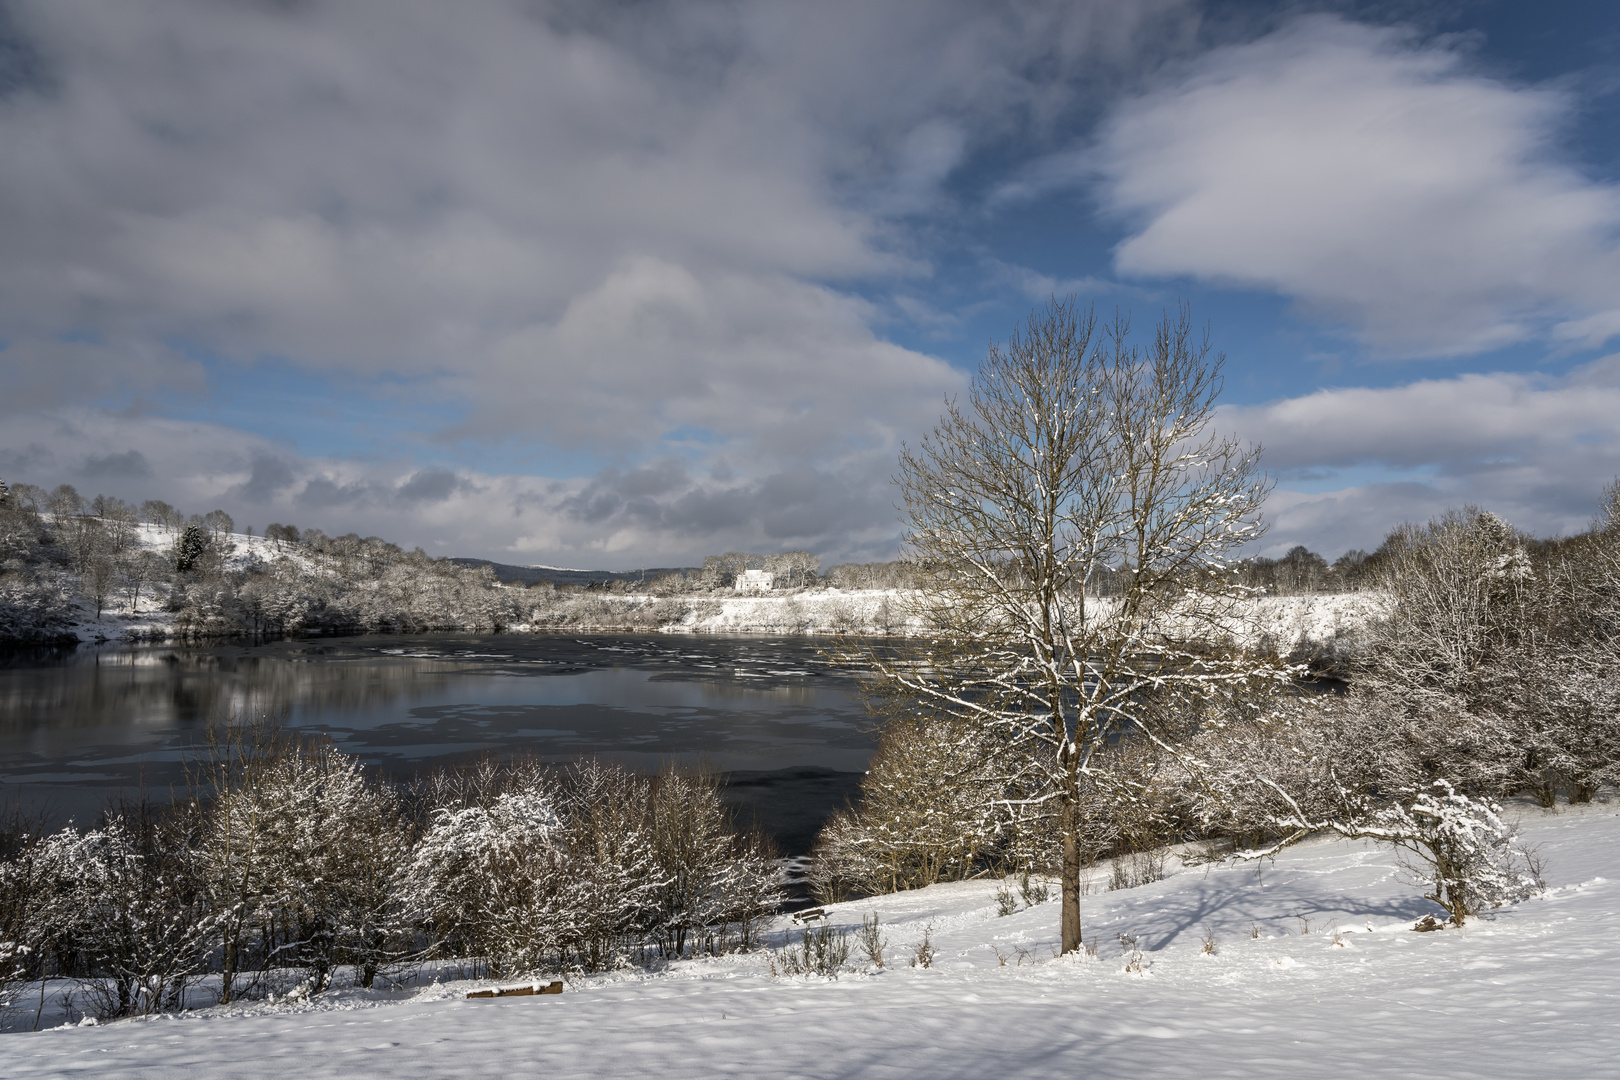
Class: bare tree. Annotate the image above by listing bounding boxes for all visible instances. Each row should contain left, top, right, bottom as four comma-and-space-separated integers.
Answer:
865, 299, 1277, 954
188, 716, 296, 1004
1361, 509, 1534, 698
201, 510, 235, 542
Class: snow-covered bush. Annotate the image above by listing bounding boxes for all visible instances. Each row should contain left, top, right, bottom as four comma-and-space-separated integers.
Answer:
48, 805, 219, 1019
1375, 781, 1542, 924
645, 767, 781, 957
809, 715, 1031, 901
0, 817, 58, 1022
1192, 693, 1544, 925
809, 710, 1183, 903
406, 778, 579, 977
236, 741, 412, 993
189, 718, 413, 1001
406, 759, 779, 977
1351, 503, 1620, 806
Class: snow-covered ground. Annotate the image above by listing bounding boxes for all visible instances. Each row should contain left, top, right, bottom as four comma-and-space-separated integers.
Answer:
666, 587, 925, 635
7, 801, 1615, 1078
666, 589, 1384, 648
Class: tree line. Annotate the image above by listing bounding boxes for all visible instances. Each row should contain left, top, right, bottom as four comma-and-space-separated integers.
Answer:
1, 469, 1406, 650
0, 482, 556, 642
0, 478, 956, 645
0, 723, 779, 1025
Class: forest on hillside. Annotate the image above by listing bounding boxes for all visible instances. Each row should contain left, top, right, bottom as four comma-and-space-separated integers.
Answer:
0, 473, 1599, 647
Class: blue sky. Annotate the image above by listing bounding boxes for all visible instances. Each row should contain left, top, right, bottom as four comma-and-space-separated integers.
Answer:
2, 0, 1619, 567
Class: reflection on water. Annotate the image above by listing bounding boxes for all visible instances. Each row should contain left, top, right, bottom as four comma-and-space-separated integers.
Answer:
0, 634, 879, 850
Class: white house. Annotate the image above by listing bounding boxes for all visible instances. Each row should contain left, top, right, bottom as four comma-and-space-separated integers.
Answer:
734, 569, 774, 592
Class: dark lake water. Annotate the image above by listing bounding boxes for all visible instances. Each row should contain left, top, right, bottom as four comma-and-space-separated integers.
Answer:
0, 634, 880, 854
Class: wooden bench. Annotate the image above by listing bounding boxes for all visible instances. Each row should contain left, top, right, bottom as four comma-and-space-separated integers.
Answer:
467, 981, 563, 998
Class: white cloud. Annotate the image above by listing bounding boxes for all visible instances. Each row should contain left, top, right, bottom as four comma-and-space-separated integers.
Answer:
1226, 357, 1620, 554
0, 409, 907, 567
1091, 16, 1620, 356
0, 0, 1198, 558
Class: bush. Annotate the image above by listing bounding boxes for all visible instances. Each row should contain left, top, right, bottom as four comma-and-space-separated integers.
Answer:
0, 573, 76, 645
0, 727, 785, 1020
810, 708, 1183, 903
769, 924, 850, 979
404, 759, 781, 978
47, 802, 218, 1019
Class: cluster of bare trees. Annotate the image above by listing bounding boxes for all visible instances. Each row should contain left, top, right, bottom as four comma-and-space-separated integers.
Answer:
1, 478, 936, 643
814, 300, 1617, 945
1185, 499, 1620, 921
0, 483, 242, 641
0, 723, 780, 1025
0, 485, 550, 641
639, 555, 915, 595
694, 551, 823, 590
1230, 544, 1377, 594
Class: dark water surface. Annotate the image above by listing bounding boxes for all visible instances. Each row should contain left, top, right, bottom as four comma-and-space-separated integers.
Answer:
0, 634, 878, 853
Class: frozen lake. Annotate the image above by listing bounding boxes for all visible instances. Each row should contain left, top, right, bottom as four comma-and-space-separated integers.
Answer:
0, 634, 879, 853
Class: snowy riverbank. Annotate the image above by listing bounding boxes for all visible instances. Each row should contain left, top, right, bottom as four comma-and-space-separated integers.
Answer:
19, 524, 1386, 654
6, 799, 1614, 1077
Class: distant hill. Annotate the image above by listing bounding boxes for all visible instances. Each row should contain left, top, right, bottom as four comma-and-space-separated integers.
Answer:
448, 558, 700, 588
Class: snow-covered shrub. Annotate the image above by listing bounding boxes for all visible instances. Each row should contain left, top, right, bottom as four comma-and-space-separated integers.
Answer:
646, 767, 781, 957
406, 759, 778, 977
1361, 509, 1533, 698
190, 717, 301, 1003
0, 817, 59, 1023
406, 778, 577, 977
809, 709, 1182, 903
189, 718, 412, 1000
48, 805, 220, 1019
1374, 781, 1542, 925
1192, 693, 1544, 925
238, 741, 411, 994
808, 715, 1044, 901
1487, 660, 1620, 806
1348, 503, 1620, 806
0, 571, 75, 645
551, 762, 666, 972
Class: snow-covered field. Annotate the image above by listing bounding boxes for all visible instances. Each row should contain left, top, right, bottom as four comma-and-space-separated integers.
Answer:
7, 801, 1615, 1078
665, 589, 1384, 649
666, 587, 925, 635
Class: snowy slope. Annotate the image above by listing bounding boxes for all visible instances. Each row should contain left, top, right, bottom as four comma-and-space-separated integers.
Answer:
667, 588, 925, 635
53, 526, 305, 642
7, 801, 1615, 1078
665, 589, 1385, 647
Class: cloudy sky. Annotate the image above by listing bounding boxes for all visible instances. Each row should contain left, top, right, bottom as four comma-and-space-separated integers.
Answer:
2, 0, 1618, 568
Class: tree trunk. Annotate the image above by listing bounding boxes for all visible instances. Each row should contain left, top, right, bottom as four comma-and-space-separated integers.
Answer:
1061, 824, 1082, 954
221, 935, 236, 1005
